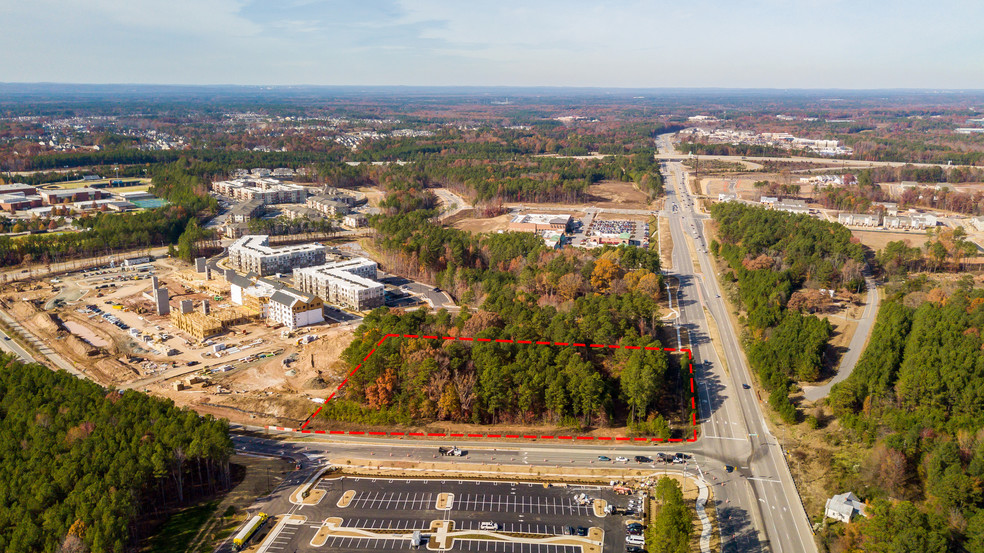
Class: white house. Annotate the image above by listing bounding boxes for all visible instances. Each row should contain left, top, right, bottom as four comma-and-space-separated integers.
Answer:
825, 492, 867, 523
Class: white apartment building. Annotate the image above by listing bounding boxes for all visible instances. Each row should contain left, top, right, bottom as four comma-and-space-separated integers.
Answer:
268, 288, 324, 330
212, 178, 307, 204
293, 257, 385, 311
228, 235, 326, 276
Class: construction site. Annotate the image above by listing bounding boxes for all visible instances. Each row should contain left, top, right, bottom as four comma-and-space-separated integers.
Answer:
0, 254, 364, 428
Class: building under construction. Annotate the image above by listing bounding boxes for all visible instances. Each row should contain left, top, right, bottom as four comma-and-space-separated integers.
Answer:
169, 304, 257, 340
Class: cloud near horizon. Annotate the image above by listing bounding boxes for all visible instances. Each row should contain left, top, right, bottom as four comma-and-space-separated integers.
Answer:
1, 0, 982, 88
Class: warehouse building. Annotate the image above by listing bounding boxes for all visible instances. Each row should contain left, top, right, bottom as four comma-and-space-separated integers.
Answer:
227, 235, 326, 276
293, 257, 384, 311
507, 213, 573, 233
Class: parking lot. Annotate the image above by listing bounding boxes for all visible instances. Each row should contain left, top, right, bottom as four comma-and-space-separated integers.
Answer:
245, 477, 642, 553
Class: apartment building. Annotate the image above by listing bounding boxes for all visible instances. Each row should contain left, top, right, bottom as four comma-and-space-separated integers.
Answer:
293, 257, 384, 311
268, 288, 324, 329
227, 235, 326, 276
307, 194, 351, 217
212, 178, 307, 205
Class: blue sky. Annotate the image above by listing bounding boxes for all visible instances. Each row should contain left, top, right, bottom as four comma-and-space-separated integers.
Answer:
2, 0, 982, 88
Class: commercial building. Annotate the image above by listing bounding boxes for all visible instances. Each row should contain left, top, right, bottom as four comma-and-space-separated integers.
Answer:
117, 191, 155, 202
508, 213, 573, 233
39, 188, 105, 205
0, 183, 36, 196
0, 192, 43, 212
293, 257, 384, 311
268, 288, 324, 329
774, 199, 810, 214
227, 235, 326, 276
212, 178, 307, 205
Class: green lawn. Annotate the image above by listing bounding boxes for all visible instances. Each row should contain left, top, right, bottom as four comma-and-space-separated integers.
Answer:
144, 500, 220, 553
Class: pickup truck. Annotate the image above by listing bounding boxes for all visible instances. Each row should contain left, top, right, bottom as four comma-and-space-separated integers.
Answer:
438, 446, 464, 456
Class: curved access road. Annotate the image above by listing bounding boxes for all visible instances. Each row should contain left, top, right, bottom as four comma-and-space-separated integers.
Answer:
802, 275, 880, 401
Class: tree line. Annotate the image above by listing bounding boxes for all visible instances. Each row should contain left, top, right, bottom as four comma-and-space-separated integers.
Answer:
0, 356, 233, 553
709, 203, 864, 421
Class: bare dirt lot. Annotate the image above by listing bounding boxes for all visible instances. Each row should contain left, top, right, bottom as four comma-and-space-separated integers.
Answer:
584, 180, 650, 209
453, 213, 514, 234
849, 229, 926, 251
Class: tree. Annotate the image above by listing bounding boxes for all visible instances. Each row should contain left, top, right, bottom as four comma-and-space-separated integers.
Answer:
590, 257, 622, 293
558, 273, 584, 301
646, 477, 691, 553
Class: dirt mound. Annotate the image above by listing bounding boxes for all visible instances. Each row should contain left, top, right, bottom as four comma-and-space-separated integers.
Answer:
90, 358, 139, 384
66, 333, 102, 357
31, 312, 61, 334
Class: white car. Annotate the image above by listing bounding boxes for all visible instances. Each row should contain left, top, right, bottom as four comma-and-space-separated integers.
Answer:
615, 456, 629, 463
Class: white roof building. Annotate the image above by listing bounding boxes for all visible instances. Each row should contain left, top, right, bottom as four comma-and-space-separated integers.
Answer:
293, 257, 384, 311
824, 492, 867, 523
228, 235, 326, 276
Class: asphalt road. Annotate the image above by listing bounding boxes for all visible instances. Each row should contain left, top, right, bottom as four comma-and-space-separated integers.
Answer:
802, 274, 880, 401
655, 133, 818, 553
0, 326, 36, 364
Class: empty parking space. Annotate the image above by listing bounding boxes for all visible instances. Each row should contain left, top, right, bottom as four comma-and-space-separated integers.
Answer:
348, 491, 436, 510
265, 521, 301, 552
319, 536, 413, 550
454, 494, 593, 516
341, 518, 432, 530
453, 542, 580, 553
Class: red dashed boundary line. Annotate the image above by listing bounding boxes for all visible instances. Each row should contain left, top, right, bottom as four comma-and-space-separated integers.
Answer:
268, 333, 698, 443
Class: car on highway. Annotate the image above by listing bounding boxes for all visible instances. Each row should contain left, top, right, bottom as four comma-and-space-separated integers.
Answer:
742, 383, 751, 389
615, 456, 629, 463
634, 455, 652, 463
598, 455, 611, 461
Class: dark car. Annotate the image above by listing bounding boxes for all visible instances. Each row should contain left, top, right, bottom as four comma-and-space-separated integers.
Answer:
576, 527, 588, 536
598, 455, 611, 461
626, 546, 646, 553
187, 361, 199, 366
634, 455, 652, 463
725, 465, 735, 473
627, 527, 643, 536
627, 523, 644, 531
742, 383, 751, 389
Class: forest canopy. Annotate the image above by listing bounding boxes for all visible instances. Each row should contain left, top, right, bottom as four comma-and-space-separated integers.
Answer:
0, 357, 232, 553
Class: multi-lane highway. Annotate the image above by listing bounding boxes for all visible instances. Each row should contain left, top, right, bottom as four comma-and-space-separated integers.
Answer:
655, 133, 817, 553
